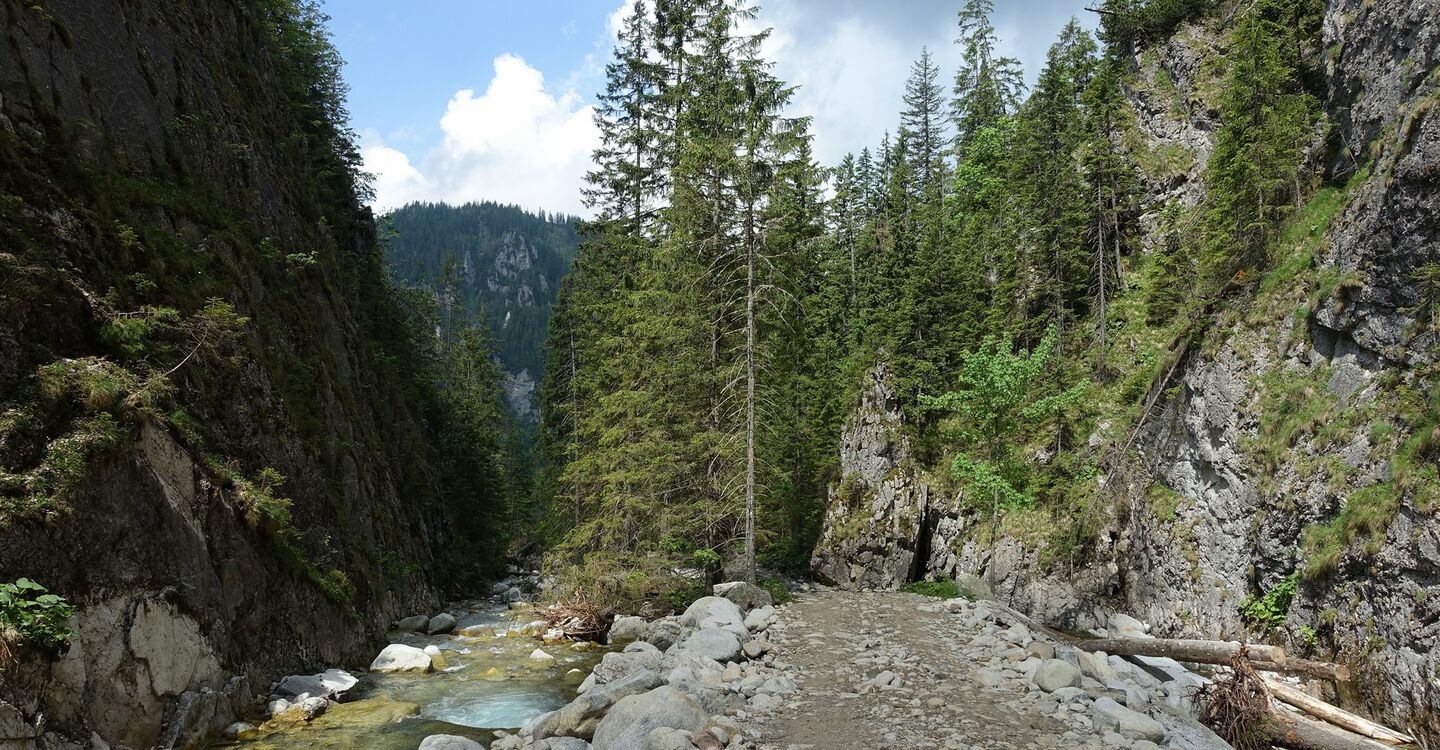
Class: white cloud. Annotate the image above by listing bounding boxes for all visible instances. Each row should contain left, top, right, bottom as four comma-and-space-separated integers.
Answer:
750, 9, 943, 168
607, 0, 638, 38
362, 54, 599, 216
746, 0, 1093, 167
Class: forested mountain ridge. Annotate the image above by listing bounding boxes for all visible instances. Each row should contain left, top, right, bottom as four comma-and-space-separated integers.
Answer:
538, 0, 1440, 741
0, 2, 511, 746
384, 202, 580, 421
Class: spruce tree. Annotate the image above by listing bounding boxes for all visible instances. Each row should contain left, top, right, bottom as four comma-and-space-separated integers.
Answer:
951, 0, 1025, 157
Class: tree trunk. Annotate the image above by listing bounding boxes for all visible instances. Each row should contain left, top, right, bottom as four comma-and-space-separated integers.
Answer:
1264, 707, 1397, 750
1262, 679, 1415, 746
744, 197, 758, 585
1073, 637, 1287, 665
1073, 637, 1352, 682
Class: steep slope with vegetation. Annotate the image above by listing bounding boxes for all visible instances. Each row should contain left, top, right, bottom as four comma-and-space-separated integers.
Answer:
537, 0, 1439, 740
384, 202, 580, 421
800, 0, 1440, 740
0, 1, 511, 746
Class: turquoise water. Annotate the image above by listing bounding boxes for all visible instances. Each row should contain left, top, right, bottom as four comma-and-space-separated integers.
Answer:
214, 604, 605, 749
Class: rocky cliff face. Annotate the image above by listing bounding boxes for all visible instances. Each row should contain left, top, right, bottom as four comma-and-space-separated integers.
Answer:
0, 2, 454, 747
813, 0, 1440, 741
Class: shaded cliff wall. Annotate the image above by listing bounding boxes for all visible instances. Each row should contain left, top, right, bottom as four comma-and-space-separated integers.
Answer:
0, 1, 459, 746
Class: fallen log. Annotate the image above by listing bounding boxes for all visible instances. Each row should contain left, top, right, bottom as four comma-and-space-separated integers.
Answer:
1072, 637, 1288, 666
1254, 658, 1353, 683
1265, 706, 1397, 750
1262, 679, 1415, 746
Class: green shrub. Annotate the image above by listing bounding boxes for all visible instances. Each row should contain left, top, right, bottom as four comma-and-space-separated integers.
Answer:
759, 578, 791, 605
901, 579, 968, 600
0, 578, 75, 661
1239, 571, 1298, 630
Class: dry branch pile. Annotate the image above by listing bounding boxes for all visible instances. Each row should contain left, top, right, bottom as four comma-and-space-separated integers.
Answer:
529, 590, 612, 642
1201, 646, 1274, 750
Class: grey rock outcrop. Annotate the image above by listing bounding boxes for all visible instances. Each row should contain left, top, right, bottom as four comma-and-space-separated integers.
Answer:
275, 669, 357, 702
810, 364, 929, 590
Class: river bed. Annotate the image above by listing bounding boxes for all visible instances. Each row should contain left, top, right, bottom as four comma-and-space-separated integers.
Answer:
213, 603, 609, 749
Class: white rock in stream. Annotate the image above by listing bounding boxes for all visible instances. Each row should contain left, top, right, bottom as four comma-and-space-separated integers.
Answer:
530, 648, 557, 664
276, 668, 358, 701
419, 735, 485, 750
369, 644, 432, 673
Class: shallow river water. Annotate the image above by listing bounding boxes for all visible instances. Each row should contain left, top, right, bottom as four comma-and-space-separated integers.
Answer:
213, 603, 610, 749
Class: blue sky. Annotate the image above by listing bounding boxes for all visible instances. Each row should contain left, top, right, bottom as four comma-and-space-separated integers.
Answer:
324, 1, 617, 155
322, 0, 1096, 216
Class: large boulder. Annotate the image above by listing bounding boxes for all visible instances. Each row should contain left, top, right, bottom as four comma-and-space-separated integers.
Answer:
742, 605, 775, 632
674, 628, 742, 663
590, 687, 708, 750
427, 613, 458, 635
369, 644, 433, 673
1033, 660, 1082, 693
395, 615, 430, 633
609, 616, 648, 644
645, 727, 694, 750
535, 669, 665, 739
1094, 697, 1167, 742
712, 582, 773, 611
271, 696, 328, 724
643, 617, 686, 651
680, 597, 744, 631
275, 669, 358, 702
591, 649, 664, 684
419, 735, 485, 750
665, 659, 742, 716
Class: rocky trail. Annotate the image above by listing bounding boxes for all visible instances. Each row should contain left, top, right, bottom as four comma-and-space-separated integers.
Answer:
736, 590, 1224, 750
466, 581, 1238, 750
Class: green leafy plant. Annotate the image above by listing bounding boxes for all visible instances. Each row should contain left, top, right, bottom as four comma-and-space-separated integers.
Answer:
0, 578, 75, 664
1239, 571, 1298, 630
921, 326, 1089, 514
759, 578, 791, 605
901, 579, 969, 600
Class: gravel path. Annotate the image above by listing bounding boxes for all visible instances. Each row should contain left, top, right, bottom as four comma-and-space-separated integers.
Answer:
736, 589, 1214, 750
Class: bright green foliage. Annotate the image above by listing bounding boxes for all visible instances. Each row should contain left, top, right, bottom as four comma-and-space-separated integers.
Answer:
921, 327, 1090, 513
901, 579, 969, 600
1239, 571, 1299, 630
0, 578, 75, 655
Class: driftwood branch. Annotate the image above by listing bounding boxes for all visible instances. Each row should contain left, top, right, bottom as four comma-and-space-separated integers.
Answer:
1262, 679, 1415, 746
